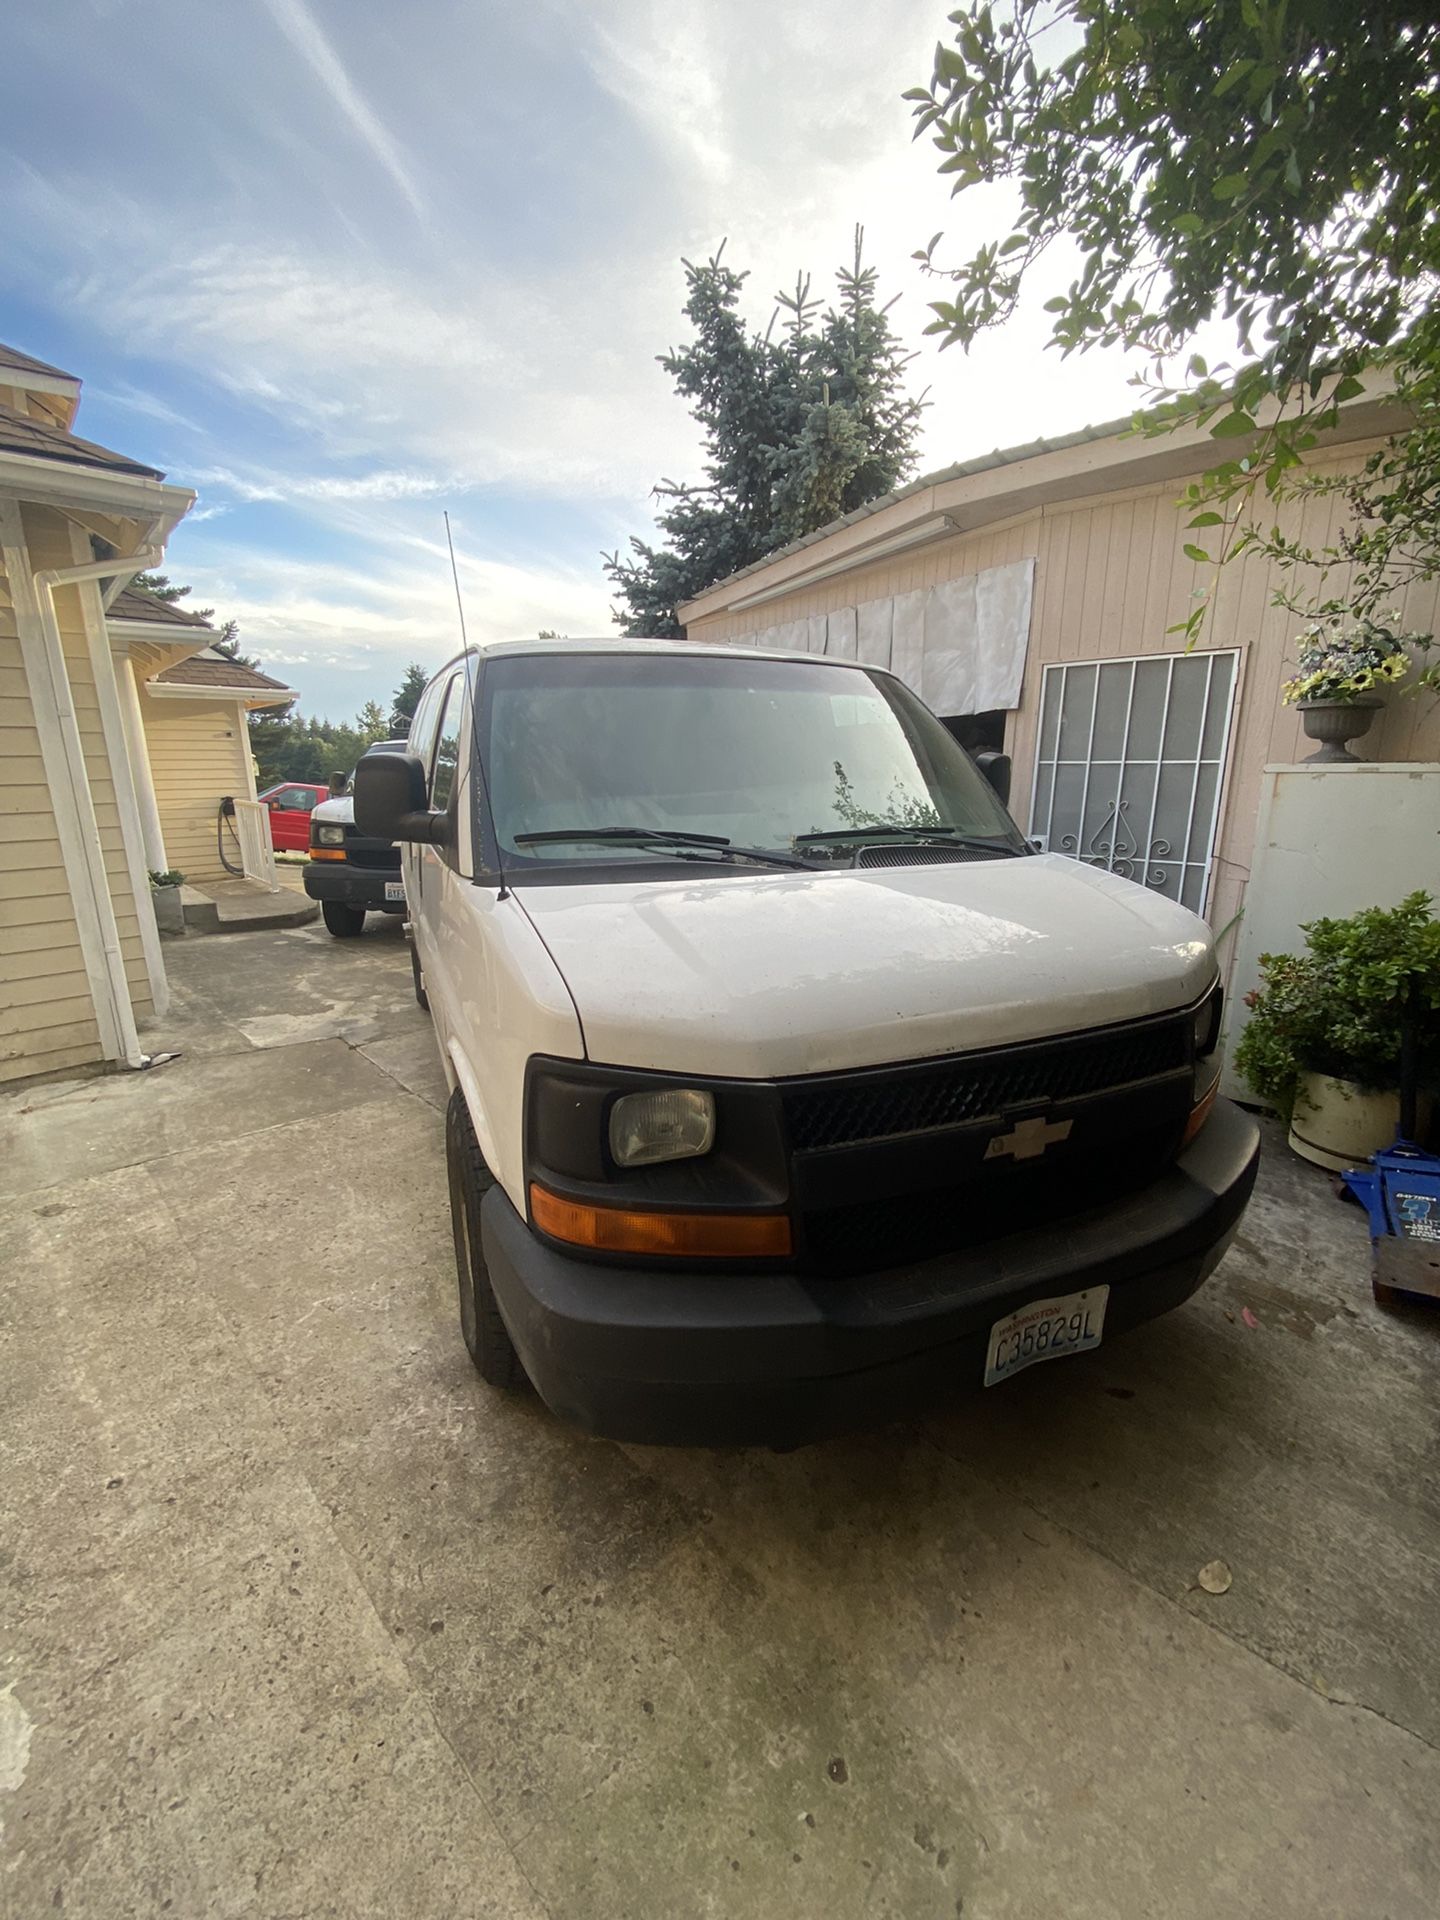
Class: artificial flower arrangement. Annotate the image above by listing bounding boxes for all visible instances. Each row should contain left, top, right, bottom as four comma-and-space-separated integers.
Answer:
1282, 613, 1433, 705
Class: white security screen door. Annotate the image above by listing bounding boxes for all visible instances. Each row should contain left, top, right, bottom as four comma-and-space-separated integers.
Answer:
1029, 651, 1239, 914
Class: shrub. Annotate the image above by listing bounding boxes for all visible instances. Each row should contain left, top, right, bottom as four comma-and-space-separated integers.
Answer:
1234, 892, 1440, 1120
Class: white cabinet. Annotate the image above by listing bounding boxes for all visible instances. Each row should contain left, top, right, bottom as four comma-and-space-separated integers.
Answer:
1221, 762, 1440, 1099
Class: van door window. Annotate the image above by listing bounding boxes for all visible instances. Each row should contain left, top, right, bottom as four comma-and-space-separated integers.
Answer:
430, 676, 463, 809
406, 671, 450, 774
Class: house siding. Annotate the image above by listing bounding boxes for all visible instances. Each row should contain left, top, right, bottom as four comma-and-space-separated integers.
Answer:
0, 546, 103, 1084
20, 504, 154, 1024
139, 691, 255, 883
683, 446, 1440, 972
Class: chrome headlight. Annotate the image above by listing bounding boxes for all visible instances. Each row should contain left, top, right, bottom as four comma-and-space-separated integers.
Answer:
608, 1088, 716, 1168
315, 824, 347, 847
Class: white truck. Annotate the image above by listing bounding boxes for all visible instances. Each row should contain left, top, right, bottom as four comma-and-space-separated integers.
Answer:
354, 638, 1258, 1446
304, 759, 408, 940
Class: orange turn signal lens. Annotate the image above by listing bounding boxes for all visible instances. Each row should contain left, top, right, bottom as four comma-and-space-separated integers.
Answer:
529, 1182, 792, 1259
1182, 1082, 1219, 1147
309, 847, 346, 861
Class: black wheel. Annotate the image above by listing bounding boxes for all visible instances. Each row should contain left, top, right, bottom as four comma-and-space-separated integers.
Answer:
446, 1090, 523, 1388
322, 900, 366, 938
410, 940, 430, 1011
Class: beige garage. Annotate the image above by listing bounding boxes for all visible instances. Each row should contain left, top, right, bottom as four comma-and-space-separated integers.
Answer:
678, 395, 1440, 1008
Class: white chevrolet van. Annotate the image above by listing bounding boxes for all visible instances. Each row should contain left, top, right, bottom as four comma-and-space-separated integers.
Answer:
354, 639, 1258, 1446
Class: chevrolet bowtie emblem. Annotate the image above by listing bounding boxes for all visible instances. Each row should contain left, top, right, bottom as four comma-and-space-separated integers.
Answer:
984, 1115, 1073, 1162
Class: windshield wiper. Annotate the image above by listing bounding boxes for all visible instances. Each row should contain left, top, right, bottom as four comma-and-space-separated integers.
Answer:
794, 825, 1017, 856
512, 827, 813, 870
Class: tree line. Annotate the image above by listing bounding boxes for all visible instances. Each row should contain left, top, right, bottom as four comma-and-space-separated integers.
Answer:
248, 663, 430, 787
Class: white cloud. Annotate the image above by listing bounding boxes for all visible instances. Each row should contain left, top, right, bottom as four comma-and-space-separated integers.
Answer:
259, 0, 427, 218
170, 526, 617, 715
2, 0, 1172, 720
87, 382, 202, 434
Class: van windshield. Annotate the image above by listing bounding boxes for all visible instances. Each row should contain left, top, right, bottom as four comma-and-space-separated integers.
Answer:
482, 650, 1026, 867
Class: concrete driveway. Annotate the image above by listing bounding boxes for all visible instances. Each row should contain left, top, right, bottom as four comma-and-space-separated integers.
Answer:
2, 920, 1437, 1919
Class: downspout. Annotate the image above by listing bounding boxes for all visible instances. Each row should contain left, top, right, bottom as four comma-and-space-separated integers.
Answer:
116, 653, 169, 870
30, 545, 163, 1071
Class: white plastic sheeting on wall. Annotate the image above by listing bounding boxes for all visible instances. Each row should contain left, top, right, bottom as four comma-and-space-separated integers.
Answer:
729, 557, 1036, 712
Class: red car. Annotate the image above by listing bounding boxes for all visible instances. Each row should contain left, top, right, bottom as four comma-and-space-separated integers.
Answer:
259, 781, 328, 852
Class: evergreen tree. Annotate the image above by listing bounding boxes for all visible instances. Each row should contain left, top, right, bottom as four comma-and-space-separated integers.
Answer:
131, 570, 187, 604
356, 699, 390, 744
605, 231, 926, 636
249, 707, 298, 789
388, 663, 430, 737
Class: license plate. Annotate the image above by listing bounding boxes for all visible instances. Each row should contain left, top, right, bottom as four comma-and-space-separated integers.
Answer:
984, 1286, 1109, 1387
384, 881, 406, 903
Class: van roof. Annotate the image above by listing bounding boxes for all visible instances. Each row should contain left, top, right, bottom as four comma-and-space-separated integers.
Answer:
458, 635, 858, 668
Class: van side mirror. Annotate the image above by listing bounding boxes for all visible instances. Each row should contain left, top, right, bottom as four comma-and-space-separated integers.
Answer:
353, 750, 448, 845
975, 751, 1012, 806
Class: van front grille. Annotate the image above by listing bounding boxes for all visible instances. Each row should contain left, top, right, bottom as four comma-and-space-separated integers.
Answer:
798, 1136, 1171, 1272
783, 1017, 1189, 1154
343, 835, 401, 871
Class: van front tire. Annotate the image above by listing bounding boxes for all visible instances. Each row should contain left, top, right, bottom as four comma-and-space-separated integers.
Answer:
410, 941, 430, 1011
446, 1090, 523, 1389
322, 901, 366, 938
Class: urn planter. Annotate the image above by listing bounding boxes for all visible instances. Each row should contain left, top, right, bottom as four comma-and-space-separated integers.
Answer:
1297, 696, 1381, 763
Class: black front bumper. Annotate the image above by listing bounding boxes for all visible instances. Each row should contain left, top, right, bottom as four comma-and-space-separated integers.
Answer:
302, 862, 405, 912
481, 1099, 1261, 1447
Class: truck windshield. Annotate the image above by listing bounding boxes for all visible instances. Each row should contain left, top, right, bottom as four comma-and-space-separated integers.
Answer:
482, 650, 1027, 867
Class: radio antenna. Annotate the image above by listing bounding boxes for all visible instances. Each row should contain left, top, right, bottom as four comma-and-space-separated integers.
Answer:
444, 510, 469, 648
441, 511, 508, 899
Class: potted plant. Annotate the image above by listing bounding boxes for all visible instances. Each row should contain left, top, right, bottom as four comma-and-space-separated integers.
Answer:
1234, 892, 1439, 1170
1282, 613, 1433, 761
149, 868, 186, 936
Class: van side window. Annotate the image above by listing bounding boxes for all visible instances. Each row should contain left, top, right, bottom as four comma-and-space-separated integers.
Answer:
431, 675, 463, 809
406, 673, 449, 774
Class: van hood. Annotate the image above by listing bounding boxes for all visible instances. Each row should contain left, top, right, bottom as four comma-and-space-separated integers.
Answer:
516, 854, 1215, 1079
310, 796, 354, 825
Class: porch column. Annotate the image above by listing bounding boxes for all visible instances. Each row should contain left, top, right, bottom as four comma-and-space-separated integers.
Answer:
116, 652, 168, 871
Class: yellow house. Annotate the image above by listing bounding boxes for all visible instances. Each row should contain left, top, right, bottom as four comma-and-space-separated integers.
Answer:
0, 341, 292, 1085
107, 586, 294, 884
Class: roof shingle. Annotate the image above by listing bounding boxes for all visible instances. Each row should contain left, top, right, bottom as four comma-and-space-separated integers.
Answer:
0, 399, 163, 480
0, 342, 80, 384
154, 649, 293, 695
109, 583, 214, 629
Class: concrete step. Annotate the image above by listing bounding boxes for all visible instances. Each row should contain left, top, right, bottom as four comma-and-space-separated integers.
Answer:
180, 880, 318, 935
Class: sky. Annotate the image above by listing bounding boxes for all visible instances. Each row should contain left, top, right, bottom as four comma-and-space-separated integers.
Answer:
2, 0, 1152, 721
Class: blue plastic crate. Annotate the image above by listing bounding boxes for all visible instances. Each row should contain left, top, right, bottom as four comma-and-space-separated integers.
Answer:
1343, 1143, 1440, 1301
